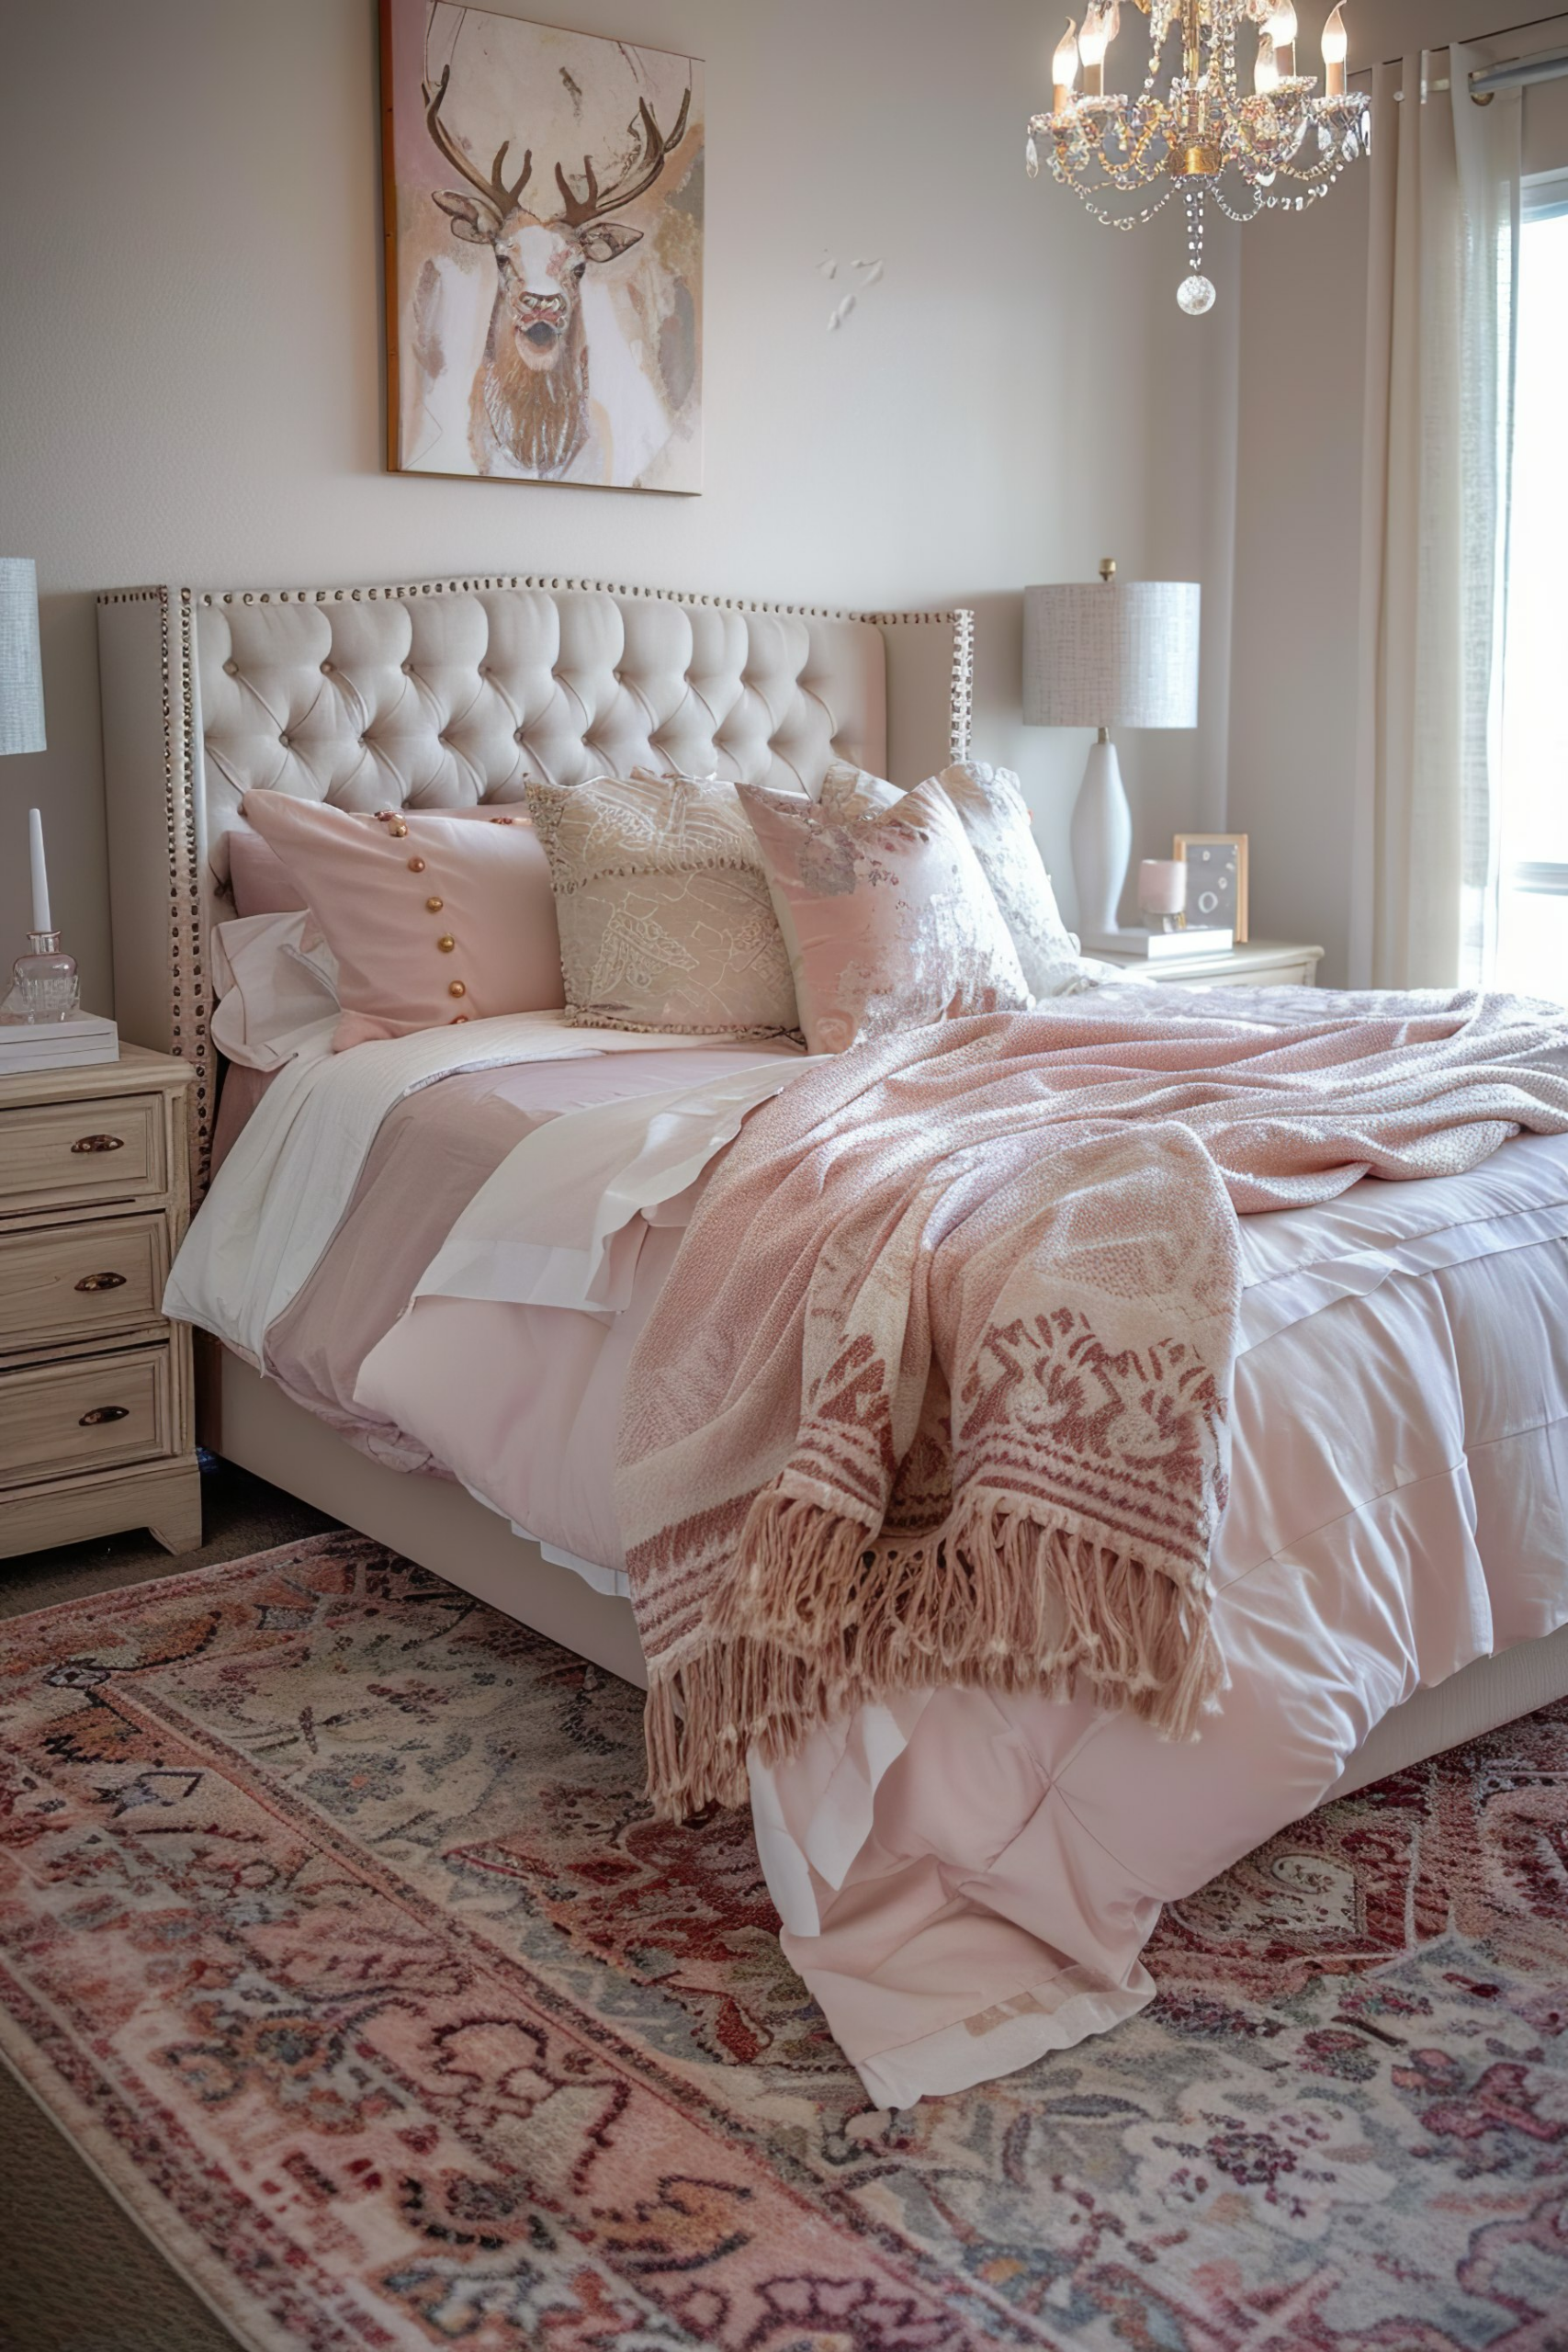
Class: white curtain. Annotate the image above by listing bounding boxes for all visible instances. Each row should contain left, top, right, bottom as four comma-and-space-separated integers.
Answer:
1352, 47, 1521, 989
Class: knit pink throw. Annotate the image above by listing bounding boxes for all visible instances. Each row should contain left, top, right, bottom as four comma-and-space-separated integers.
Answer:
616, 993, 1568, 1816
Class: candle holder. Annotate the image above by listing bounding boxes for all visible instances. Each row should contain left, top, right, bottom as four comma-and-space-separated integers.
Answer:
1136, 857, 1189, 935
1, 931, 81, 1023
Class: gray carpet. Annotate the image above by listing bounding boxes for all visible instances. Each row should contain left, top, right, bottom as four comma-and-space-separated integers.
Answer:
0, 1460, 337, 2352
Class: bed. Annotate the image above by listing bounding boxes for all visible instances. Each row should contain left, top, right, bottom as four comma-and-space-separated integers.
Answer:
98, 570, 1568, 2107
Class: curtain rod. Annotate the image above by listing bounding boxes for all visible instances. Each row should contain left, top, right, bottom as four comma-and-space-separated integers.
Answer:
1352, 6, 1568, 89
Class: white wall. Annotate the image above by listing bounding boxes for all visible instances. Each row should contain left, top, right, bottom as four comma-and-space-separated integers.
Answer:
0, 0, 1236, 1015
1227, 0, 1568, 981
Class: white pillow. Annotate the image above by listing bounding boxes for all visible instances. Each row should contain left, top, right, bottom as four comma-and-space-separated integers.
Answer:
210, 910, 340, 1071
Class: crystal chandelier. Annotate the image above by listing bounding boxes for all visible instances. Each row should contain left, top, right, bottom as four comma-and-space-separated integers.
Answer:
1026, 1, 1370, 313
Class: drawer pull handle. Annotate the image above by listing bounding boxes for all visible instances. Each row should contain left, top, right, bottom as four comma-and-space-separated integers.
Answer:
71, 1134, 126, 1155
74, 1272, 128, 1293
79, 1405, 130, 1427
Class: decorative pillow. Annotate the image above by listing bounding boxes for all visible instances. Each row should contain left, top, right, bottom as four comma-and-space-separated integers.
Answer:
817, 760, 903, 820
227, 822, 309, 918
628, 763, 722, 786
934, 762, 1084, 999
239, 794, 564, 1050
225, 804, 544, 919
736, 776, 1029, 1054
525, 773, 800, 1038
823, 759, 1082, 999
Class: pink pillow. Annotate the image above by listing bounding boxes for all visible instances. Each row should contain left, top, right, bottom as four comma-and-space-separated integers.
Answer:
737, 776, 1029, 1054
228, 822, 309, 918
240, 794, 564, 1048
225, 804, 540, 918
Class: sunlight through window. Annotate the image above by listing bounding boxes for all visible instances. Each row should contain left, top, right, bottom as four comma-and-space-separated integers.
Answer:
1497, 175, 1568, 1002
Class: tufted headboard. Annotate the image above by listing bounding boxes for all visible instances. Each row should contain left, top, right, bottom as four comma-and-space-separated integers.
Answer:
98, 571, 975, 1183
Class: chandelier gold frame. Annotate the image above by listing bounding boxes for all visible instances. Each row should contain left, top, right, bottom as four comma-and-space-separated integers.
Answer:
1026, 0, 1371, 311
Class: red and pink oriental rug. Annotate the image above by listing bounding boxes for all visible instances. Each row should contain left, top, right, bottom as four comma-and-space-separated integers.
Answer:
3, 1531, 1567, 2349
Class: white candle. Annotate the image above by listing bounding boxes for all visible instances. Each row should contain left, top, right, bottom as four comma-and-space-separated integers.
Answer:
1268, 1, 1297, 77
1053, 16, 1079, 113
1322, 4, 1348, 96
28, 807, 51, 934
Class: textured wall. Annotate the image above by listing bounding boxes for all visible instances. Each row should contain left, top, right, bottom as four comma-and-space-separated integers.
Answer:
0, 0, 1238, 1013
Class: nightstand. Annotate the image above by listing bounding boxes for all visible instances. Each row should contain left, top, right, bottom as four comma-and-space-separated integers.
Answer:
1095, 939, 1325, 989
0, 1044, 200, 1558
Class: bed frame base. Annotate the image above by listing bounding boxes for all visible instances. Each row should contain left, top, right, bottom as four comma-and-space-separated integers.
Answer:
207, 1349, 649, 1690
209, 1350, 1568, 1808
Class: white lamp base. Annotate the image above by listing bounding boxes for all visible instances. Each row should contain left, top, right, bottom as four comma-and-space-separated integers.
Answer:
1070, 733, 1133, 948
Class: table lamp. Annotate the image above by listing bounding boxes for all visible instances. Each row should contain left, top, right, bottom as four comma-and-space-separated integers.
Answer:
1022, 560, 1201, 951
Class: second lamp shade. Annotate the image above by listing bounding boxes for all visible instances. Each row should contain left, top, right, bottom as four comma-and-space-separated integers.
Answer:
1023, 579, 1201, 731
0, 559, 46, 758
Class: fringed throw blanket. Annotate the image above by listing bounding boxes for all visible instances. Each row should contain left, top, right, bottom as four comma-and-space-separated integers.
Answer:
616, 990, 1568, 1816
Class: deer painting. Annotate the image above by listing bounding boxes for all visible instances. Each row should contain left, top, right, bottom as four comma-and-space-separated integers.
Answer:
420, 63, 694, 481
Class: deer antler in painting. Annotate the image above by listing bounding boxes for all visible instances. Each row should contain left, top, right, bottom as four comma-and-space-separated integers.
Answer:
423, 64, 534, 223
552, 89, 693, 228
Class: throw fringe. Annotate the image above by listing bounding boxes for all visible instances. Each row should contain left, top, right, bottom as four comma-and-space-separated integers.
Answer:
643, 1488, 1225, 1819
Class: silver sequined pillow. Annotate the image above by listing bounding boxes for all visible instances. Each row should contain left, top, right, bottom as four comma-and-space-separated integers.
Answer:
525, 774, 802, 1038
934, 763, 1084, 999
824, 758, 1083, 999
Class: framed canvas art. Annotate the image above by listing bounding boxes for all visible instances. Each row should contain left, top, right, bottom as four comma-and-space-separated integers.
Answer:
1174, 833, 1249, 943
379, 0, 705, 492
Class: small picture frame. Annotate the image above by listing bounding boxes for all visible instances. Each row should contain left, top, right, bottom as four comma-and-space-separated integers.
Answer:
1174, 832, 1249, 944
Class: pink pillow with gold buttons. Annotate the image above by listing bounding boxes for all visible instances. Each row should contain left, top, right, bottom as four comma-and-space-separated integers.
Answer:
239, 794, 563, 1049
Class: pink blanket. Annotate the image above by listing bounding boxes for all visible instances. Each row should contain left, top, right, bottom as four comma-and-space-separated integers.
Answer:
618, 994, 1568, 1816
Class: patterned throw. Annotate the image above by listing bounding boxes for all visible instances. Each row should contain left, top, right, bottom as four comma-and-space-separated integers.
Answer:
619, 990, 1568, 1816
7, 1532, 1568, 2349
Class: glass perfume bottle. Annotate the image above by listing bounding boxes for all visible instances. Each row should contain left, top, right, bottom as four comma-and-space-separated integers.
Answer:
1, 930, 80, 1023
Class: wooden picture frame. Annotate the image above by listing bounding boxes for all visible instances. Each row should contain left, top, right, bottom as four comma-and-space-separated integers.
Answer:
1174, 832, 1249, 944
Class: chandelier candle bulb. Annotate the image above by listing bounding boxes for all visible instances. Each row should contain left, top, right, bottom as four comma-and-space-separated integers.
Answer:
1256, 31, 1281, 94
1322, 5, 1348, 97
28, 808, 51, 935
1079, 5, 1112, 99
1268, 1, 1297, 77
1053, 16, 1080, 112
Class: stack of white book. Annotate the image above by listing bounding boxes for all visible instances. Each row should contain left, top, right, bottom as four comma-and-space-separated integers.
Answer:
1088, 927, 1235, 962
0, 1011, 119, 1075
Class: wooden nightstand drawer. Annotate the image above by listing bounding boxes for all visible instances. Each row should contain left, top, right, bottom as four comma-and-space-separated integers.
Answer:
0, 1093, 164, 1214
0, 1214, 169, 1353
0, 1343, 175, 1488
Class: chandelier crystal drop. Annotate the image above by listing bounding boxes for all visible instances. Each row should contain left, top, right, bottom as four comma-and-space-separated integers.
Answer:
1027, 0, 1370, 311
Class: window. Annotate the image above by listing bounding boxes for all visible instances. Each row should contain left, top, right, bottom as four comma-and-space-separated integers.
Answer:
1495, 169, 1568, 1001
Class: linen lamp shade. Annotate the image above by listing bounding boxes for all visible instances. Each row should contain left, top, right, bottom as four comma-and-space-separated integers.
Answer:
0, 560, 46, 756
1023, 579, 1201, 730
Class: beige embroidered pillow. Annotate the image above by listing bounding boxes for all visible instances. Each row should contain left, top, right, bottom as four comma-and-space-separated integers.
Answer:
525, 773, 801, 1038
737, 776, 1029, 1054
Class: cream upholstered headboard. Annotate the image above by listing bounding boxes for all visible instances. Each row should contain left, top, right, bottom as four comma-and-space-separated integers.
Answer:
97, 571, 974, 1184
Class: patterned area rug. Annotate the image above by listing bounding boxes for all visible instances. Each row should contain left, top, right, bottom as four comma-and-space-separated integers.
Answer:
3, 1533, 1567, 2351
